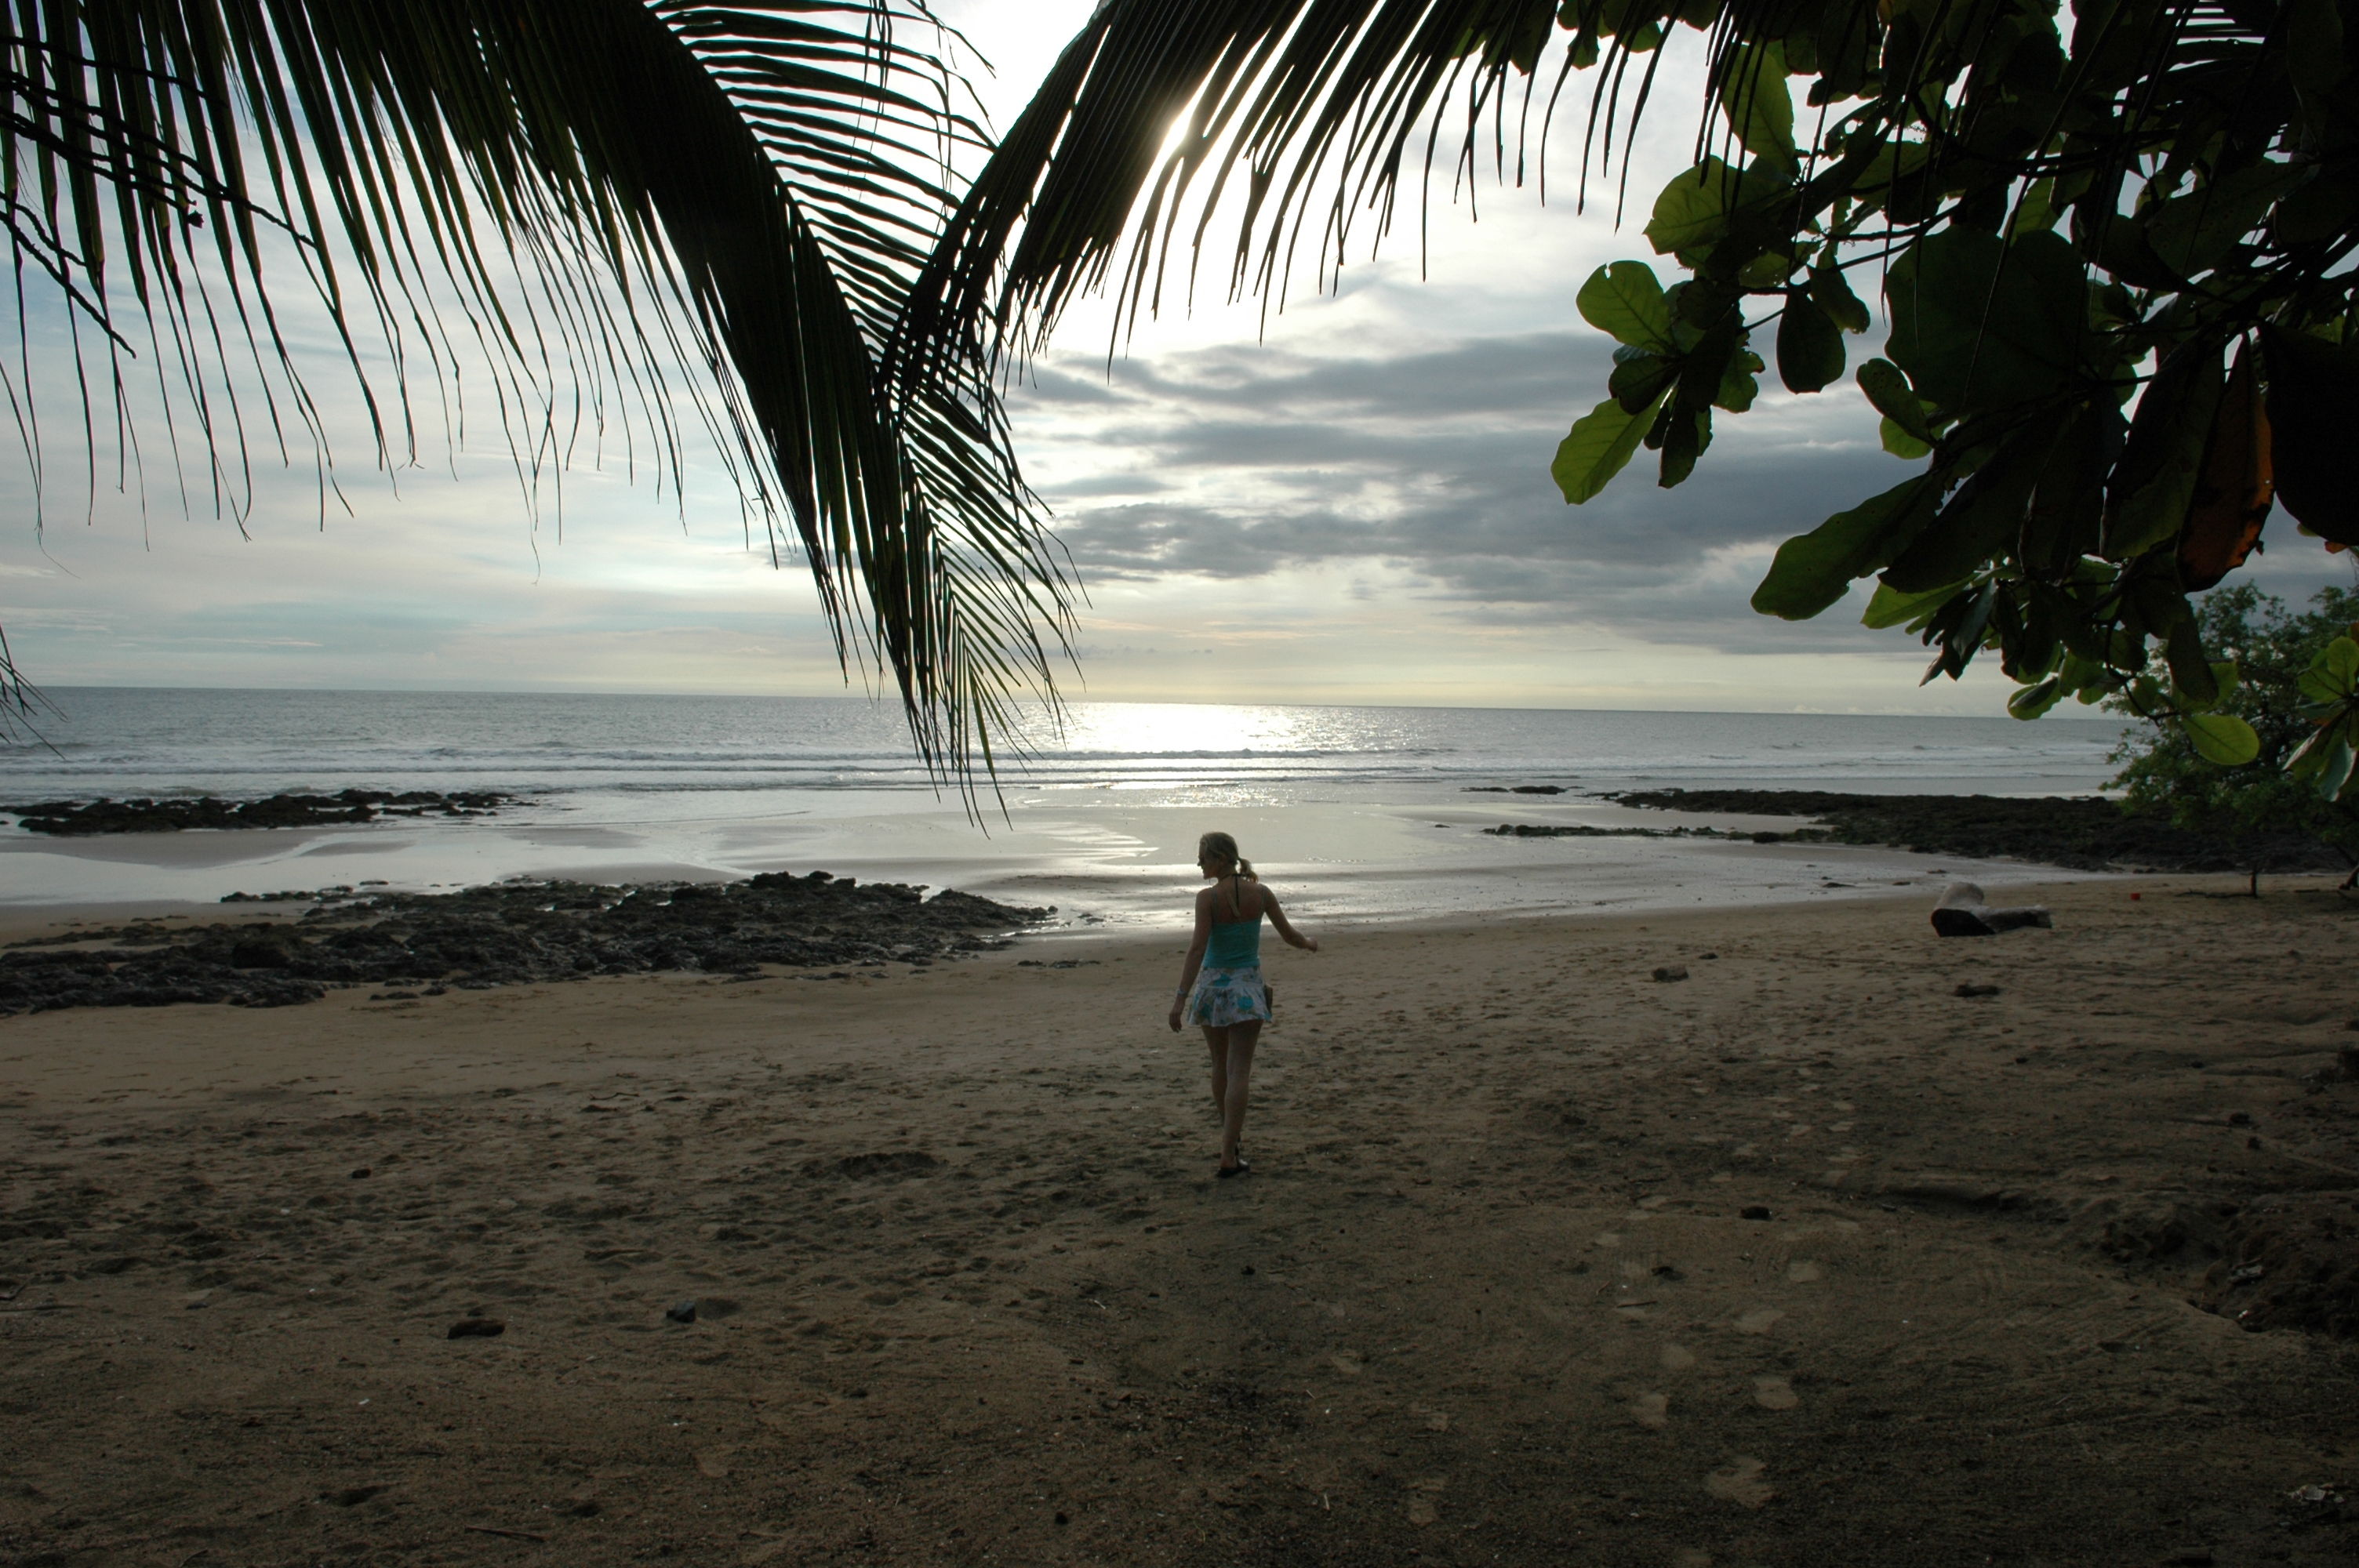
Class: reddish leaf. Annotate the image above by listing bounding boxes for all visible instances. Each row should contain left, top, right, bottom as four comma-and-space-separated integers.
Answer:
2177, 339, 2275, 590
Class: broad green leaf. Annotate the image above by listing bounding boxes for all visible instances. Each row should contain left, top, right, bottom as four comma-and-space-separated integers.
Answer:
2271, 172, 2351, 245
1752, 475, 1940, 620
1807, 266, 1870, 334
1609, 350, 1678, 413
1645, 158, 1781, 256
1921, 582, 2001, 684
2286, 718, 2359, 796
2102, 343, 2226, 557
1777, 291, 1846, 393
1578, 262, 1675, 350
1655, 405, 1714, 487
2298, 636, 2359, 704
2288, 728, 2328, 779
1673, 323, 1746, 410
1882, 429, 2049, 592
2183, 712, 2260, 766
1553, 396, 1658, 504
2144, 162, 2308, 281
1854, 136, 1932, 192
1885, 229, 2087, 415
2020, 401, 2119, 572
1881, 418, 1934, 459
2056, 651, 2104, 695
1719, 41, 1796, 168
2012, 177, 2065, 234
2163, 613, 2218, 706
1716, 350, 1764, 413
2321, 736, 2359, 800
1862, 579, 1964, 630
1857, 359, 1934, 441
2007, 677, 2065, 720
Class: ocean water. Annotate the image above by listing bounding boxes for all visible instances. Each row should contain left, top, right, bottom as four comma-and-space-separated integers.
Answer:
0, 689, 2130, 922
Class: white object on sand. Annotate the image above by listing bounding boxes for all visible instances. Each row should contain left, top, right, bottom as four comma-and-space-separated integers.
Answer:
1931, 881, 2053, 938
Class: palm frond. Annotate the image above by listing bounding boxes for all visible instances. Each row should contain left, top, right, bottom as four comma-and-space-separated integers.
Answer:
0, 0, 1074, 782
893, 0, 1588, 388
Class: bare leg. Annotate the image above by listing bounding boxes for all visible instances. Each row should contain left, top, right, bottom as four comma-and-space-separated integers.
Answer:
1216, 1022, 1260, 1171
1202, 1026, 1232, 1120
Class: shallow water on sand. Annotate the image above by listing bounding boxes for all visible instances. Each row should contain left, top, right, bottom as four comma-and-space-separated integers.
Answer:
1, 690, 2126, 920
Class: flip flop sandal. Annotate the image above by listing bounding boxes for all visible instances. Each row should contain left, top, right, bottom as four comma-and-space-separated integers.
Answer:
1216, 1160, 1250, 1179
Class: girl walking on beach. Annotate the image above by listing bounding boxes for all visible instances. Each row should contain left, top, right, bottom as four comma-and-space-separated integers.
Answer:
1169, 833, 1318, 1178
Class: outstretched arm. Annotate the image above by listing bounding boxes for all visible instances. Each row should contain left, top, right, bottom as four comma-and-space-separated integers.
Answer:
1169, 891, 1213, 1031
1262, 887, 1319, 952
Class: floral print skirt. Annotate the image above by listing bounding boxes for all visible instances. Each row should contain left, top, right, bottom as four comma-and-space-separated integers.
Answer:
1187, 964, 1270, 1029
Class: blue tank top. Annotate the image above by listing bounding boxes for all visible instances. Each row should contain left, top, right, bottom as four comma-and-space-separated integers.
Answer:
1205, 918, 1261, 967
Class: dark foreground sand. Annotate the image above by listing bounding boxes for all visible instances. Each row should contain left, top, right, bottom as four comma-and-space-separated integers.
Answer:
3, 878, 2357, 1567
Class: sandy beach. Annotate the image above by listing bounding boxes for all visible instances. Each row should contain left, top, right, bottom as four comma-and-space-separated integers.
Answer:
4, 877, 2357, 1566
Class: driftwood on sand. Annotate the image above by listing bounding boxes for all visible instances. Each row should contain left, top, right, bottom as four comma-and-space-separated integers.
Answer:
1929, 881, 2055, 938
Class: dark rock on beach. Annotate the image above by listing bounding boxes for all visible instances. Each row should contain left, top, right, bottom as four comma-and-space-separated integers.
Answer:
1608, 789, 2350, 874
4, 789, 513, 836
1481, 790, 2350, 873
0, 872, 1046, 1016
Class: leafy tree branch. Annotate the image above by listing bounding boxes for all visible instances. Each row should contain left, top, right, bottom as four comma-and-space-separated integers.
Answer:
921, 0, 2359, 797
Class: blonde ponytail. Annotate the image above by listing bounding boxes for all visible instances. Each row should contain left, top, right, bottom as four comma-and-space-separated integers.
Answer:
1198, 832, 1253, 879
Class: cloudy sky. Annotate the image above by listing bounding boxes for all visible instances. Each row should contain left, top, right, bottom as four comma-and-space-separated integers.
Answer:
0, 2, 2345, 714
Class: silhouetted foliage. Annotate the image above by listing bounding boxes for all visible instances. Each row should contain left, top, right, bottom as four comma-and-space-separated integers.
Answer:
2108, 586, 2359, 880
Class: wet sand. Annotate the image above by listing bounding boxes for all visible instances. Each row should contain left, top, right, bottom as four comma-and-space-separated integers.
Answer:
0, 788, 2095, 931
3, 877, 2357, 1566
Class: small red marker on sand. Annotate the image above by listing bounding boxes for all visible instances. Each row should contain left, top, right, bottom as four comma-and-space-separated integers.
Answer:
2130, 892, 2142, 900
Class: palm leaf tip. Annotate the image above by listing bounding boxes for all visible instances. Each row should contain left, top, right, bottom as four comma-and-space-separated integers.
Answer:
2, 0, 1075, 788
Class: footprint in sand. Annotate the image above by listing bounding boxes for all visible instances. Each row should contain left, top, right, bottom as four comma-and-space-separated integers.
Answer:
1734, 1307, 1786, 1334
1786, 1260, 1823, 1283
1673, 1552, 1714, 1568
1630, 1392, 1670, 1429
1659, 1343, 1696, 1374
696, 1446, 735, 1478
1703, 1456, 1775, 1508
1751, 1374, 1798, 1410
